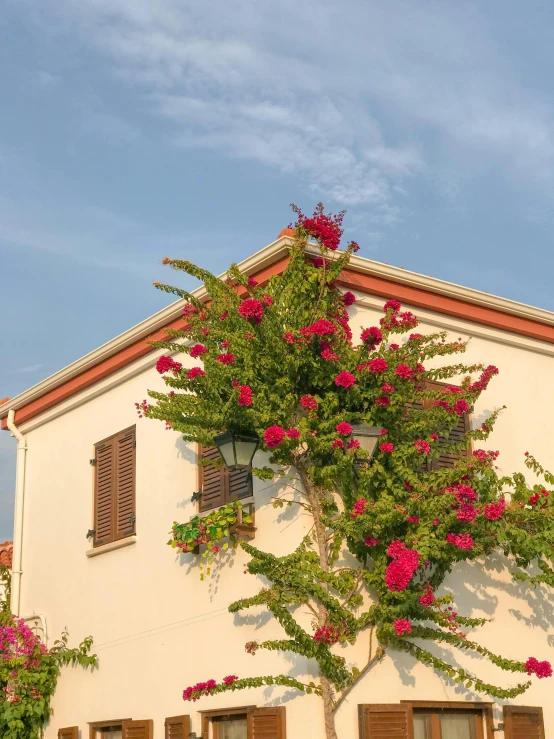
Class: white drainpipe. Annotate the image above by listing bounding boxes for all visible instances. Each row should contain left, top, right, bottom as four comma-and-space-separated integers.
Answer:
7, 409, 27, 617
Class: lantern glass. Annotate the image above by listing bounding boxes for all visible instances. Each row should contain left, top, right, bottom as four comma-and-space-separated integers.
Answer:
351, 423, 384, 465
214, 430, 260, 469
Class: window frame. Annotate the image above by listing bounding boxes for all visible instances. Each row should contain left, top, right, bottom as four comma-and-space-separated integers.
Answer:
401, 701, 493, 739
200, 706, 255, 739
88, 718, 131, 739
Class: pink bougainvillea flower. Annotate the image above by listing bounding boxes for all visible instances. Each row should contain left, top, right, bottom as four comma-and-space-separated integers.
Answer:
414, 439, 431, 455
336, 421, 353, 435
238, 298, 264, 324
264, 426, 286, 449
364, 536, 379, 547
342, 291, 356, 306
393, 619, 412, 636
156, 356, 182, 374
380, 442, 394, 453
360, 326, 383, 347
383, 299, 401, 312
187, 367, 206, 380
286, 428, 301, 439
190, 344, 208, 358
300, 395, 318, 410
395, 364, 413, 380
368, 358, 388, 374
217, 353, 235, 365
335, 371, 356, 388
238, 385, 253, 406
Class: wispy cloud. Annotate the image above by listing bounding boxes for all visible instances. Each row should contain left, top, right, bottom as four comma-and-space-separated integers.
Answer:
20, 0, 554, 224
17, 364, 45, 374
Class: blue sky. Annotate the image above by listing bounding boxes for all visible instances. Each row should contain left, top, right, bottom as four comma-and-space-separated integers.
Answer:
2, 0, 554, 539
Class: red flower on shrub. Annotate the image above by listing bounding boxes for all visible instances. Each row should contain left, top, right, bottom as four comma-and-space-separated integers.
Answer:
335, 371, 356, 388
264, 426, 285, 448
187, 367, 205, 380
190, 344, 207, 358
238, 299, 264, 324
238, 385, 253, 406
395, 364, 413, 380
360, 326, 383, 347
342, 291, 356, 306
336, 422, 352, 435
217, 353, 235, 365
394, 619, 412, 636
380, 442, 394, 453
300, 395, 317, 410
156, 356, 182, 374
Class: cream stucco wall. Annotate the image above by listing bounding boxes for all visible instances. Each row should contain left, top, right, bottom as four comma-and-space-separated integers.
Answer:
16, 295, 554, 739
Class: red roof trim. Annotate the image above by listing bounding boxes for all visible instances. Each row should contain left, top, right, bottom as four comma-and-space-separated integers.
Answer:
3, 253, 554, 429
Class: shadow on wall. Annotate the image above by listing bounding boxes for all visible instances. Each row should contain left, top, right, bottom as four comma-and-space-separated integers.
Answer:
389, 550, 554, 695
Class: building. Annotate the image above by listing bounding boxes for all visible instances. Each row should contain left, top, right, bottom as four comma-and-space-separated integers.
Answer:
1, 231, 554, 739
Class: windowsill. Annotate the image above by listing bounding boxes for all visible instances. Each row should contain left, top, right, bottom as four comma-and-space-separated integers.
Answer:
86, 536, 137, 558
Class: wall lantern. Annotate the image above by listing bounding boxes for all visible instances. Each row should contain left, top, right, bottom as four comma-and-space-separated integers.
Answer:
213, 430, 260, 469
350, 423, 384, 469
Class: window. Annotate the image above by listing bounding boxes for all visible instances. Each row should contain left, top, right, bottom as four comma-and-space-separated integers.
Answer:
201, 707, 286, 739
411, 381, 471, 469
91, 724, 122, 739
197, 445, 253, 512
359, 703, 492, 739
90, 720, 152, 739
413, 709, 483, 739
92, 427, 136, 548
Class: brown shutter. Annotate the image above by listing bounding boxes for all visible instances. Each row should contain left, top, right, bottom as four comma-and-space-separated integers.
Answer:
93, 427, 136, 547
94, 436, 116, 546
247, 707, 286, 739
503, 707, 544, 739
122, 720, 153, 739
198, 445, 227, 511
358, 704, 413, 739
228, 466, 253, 501
165, 715, 191, 739
58, 728, 78, 739
114, 427, 136, 539
424, 381, 470, 470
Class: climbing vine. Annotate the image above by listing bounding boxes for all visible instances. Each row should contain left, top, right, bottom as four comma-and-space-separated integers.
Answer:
0, 567, 97, 739
143, 204, 554, 739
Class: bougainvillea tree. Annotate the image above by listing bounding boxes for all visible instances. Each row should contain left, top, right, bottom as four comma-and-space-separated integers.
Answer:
0, 567, 97, 739
144, 204, 554, 739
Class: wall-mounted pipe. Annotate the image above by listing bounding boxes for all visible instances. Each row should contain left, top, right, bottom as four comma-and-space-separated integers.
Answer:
7, 409, 27, 617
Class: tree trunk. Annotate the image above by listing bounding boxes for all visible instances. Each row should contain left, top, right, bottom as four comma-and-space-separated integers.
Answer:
297, 466, 340, 739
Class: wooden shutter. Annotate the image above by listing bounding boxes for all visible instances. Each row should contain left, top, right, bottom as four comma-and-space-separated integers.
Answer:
93, 427, 136, 547
424, 381, 470, 469
94, 436, 116, 546
165, 715, 190, 739
228, 466, 253, 501
114, 428, 136, 539
122, 720, 153, 739
358, 704, 414, 739
198, 445, 227, 511
503, 707, 545, 739
58, 728, 78, 739
247, 707, 286, 739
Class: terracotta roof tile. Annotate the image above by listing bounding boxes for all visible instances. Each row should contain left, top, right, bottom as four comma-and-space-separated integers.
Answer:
0, 541, 13, 568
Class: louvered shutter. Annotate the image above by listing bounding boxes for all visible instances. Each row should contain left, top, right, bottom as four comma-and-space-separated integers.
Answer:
198, 445, 227, 511
93, 427, 136, 547
228, 465, 253, 501
58, 728, 78, 739
122, 720, 153, 739
247, 707, 286, 739
503, 707, 545, 739
165, 715, 191, 739
114, 428, 136, 539
424, 381, 470, 469
358, 704, 414, 739
94, 437, 116, 546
